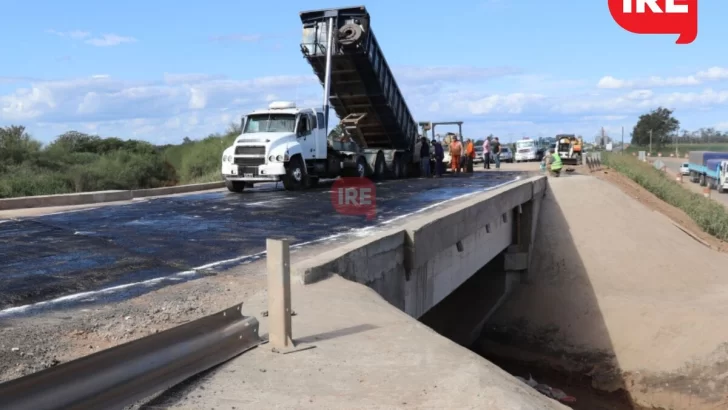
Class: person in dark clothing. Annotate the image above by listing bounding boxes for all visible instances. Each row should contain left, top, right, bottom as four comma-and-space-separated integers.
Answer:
491, 137, 501, 169
419, 137, 431, 177
433, 139, 444, 177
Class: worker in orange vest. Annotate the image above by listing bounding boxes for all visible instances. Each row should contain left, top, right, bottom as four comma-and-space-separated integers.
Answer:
465, 139, 475, 173
449, 136, 462, 175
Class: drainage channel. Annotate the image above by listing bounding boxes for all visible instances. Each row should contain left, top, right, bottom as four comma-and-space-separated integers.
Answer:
418, 253, 651, 410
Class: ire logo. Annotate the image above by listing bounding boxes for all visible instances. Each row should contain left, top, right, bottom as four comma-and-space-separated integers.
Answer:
608, 0, 698, 44
331, 178, 376, 220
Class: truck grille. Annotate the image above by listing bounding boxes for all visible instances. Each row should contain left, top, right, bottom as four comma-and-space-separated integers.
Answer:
234, 157, 265, 167
235, 146, 265, 155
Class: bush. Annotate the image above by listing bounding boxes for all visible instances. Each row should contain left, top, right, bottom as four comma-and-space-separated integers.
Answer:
0, 124, 237, 198
164, 131, 237, 183
603, 153, 728, 241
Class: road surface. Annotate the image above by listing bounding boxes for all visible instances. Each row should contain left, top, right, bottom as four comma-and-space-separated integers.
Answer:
0, 171, 523, 311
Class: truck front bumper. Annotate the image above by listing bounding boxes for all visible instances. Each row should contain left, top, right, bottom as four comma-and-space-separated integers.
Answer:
222, 162, 286, 182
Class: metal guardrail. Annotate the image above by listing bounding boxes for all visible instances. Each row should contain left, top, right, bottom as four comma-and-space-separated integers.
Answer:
0, 304, 261, 410
584, 152, 603, 172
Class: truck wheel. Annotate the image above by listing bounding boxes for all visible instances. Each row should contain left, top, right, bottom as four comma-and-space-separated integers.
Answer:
283, 156, 308, 190
374, 153, 387, 179
225, 180, 245, 193
355, 157, 367, 178
699, 174, 706, 186
392, 157, 404, 179
719, 186, 725, 194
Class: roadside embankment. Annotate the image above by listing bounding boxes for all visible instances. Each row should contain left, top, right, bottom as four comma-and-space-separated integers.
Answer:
602, 153, 728, 241
0, 181, 225, 210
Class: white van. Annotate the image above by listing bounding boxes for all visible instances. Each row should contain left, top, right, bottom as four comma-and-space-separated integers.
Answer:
515, 138, 538, 162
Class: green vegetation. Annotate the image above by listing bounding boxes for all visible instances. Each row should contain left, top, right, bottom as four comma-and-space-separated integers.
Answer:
625, 106, 728, 156
624, 143, 728, 156
0, 124, 241, 199
602, 153, 728, 241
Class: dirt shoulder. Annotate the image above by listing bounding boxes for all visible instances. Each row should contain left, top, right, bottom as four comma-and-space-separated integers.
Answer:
592, 166, 728, 252
0, 241, 330, 383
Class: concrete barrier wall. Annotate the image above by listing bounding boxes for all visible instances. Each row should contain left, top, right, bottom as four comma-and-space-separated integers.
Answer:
294, 176, 548, 319
0, 182, 226, 210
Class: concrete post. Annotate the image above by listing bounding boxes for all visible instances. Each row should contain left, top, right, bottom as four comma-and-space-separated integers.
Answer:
267, 238, 294, 350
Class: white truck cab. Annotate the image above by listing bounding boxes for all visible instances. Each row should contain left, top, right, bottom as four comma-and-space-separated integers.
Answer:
717, 161, 728, 193
221, 101, 330, 192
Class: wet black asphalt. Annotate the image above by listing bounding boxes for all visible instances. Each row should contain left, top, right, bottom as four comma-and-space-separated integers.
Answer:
0, 171, 524, 312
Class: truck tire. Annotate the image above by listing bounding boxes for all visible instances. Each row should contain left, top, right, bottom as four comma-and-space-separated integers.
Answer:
374, 152, 387, 179
282, 156, 308, 190
226, 180, 245, 193
699, 174, 706, 186
338, 24, 363, 46
392, 157, 404, 179
355, 157, 368, 178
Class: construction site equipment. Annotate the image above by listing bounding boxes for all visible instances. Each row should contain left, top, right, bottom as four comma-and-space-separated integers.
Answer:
555, 134, 583, 166
419, 121, 463, 142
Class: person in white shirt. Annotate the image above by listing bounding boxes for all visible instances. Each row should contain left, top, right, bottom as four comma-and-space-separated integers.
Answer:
483, 137, 491, 169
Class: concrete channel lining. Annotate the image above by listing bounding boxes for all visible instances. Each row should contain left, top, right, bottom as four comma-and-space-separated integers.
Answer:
293, 175, 547, 318
0, 182, 226, 210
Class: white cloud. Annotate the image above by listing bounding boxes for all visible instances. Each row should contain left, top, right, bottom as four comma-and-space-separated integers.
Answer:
4, 65, 728, 144
597, 66, 728, 89
85, 34, 137, 47
46, 29, 136, 47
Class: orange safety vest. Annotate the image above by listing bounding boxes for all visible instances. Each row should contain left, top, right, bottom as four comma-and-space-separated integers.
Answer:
466, 142, 475, 158
450, 142, 462, 156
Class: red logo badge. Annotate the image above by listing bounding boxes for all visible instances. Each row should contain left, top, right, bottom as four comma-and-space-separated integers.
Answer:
608, 0, 698, 44
331, 178, 376, 220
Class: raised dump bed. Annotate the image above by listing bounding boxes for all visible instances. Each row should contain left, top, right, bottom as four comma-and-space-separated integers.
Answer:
299, 6, 418, 152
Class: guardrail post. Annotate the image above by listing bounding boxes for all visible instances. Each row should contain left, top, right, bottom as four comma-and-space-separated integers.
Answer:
267, 238, 294, 350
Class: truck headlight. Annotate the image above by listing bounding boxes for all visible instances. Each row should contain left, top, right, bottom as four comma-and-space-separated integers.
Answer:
276, 155, 283, 162
223, 155, 228, 162
269, 155, 275, 162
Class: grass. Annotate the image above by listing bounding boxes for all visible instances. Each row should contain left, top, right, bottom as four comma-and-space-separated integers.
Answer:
0, 125, 239, 199
624, 143, 728, 157
602, 153, 728, 242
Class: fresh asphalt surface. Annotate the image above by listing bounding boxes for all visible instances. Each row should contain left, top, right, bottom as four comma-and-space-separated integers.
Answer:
0, 171, 523, 313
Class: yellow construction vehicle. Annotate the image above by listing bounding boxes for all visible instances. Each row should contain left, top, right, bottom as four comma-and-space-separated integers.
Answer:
554, 134, 583, 165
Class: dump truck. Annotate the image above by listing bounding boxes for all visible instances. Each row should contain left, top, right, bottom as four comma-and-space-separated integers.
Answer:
300, 6, 419, 179
554, 134, 583, 165
687, 151, 728, 192
220, 6, 421, 192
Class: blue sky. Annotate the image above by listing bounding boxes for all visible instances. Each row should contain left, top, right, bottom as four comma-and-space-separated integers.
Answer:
2, 0, 728, 145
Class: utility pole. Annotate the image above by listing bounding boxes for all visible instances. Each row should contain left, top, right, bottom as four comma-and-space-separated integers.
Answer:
675, 130, 679, 157
621, 126, 624, 154
649, 129, 652, 154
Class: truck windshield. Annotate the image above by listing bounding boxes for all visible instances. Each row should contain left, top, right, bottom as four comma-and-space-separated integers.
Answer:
516, 140, 535, 149
244, 114, 296, 133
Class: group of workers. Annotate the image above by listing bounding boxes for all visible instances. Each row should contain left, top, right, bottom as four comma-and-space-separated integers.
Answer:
418, 135, 502, 178
418, 134, 563, 178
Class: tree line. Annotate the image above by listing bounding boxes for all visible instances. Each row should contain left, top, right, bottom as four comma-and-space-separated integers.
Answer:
630, 107, 728, 148
0, 124, 240, 199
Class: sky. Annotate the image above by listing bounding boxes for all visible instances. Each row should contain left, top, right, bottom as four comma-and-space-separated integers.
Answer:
2, 0, 728, 145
